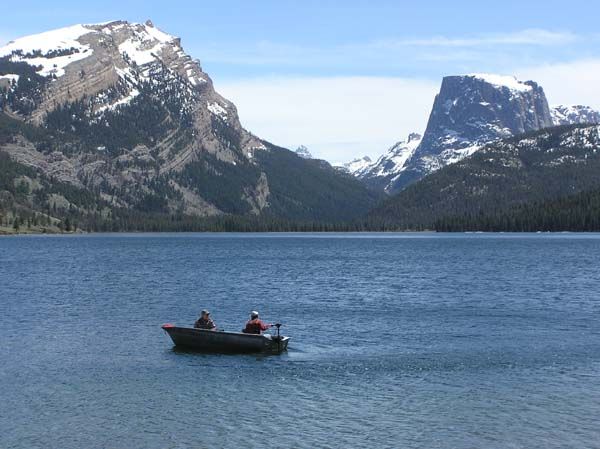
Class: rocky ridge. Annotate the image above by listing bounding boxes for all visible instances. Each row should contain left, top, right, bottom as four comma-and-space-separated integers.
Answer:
0, 21, 377, 220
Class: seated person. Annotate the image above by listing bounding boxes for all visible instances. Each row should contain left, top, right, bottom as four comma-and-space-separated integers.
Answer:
242, 310, 272, 334
194, 310, 216, 330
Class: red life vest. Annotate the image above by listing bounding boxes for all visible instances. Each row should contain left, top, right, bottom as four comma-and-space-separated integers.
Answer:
244, 319, 264, 334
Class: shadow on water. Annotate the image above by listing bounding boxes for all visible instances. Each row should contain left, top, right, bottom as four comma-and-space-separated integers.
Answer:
169, 345, 290, 360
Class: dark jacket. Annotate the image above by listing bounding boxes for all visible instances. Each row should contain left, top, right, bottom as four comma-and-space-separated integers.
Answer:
194, 317, 216, 330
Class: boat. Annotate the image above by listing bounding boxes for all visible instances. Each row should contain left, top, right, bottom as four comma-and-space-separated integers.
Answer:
161, 323, 290, 354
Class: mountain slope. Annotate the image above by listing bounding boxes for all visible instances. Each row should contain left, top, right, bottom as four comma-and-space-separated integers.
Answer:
0, 21, 378, 223
350, 133, 422, 192
551, 105, 600, 126
351, 74, 600, 195
255, 143, 381, 221
336, 156, 372, 176
368, 124, 600, 229
435, 187, 600, 232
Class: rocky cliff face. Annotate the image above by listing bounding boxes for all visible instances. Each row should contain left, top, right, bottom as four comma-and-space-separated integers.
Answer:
1, 20, 263, 155
0, 20, 264, 214
389, 74, 554, 192
0, 21, 377, 220
349, 74, 597, 195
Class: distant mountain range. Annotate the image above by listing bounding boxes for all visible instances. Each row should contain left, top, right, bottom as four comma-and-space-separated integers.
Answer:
344, 74, 600, 194
1, 21, 599, 233
0, 21, 379, 230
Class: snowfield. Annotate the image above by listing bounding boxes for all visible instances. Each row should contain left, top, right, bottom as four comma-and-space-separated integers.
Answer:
468, 73, 533, 92
0, 24, 93, 77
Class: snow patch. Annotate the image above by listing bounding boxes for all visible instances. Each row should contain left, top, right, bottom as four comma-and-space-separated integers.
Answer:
117, 22, 176, 67
0, 74, 19, 82
468, 73, 533, 92
338, 156, 372, 175
96, 88, 140, 113
142, 23, 176, 44
0, 24, 91, 57
207, 101, 228, 119
0, 24, 93, 77
119, 38, 162, 66
551, 105, 600, 126
373, 134, 422, 178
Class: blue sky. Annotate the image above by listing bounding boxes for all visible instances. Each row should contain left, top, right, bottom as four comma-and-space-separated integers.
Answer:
2, 0, 600, 161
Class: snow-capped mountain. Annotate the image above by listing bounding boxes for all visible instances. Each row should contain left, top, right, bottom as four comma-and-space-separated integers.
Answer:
0, 20, 261, 153
348, 75, 600, 195
0, 21, 377, 221
295, 145, 313, 159
389, 74, 555, 193
347, 74, 563, 194
551, 105, 600, 126
347, 133, 422, 192
337, 156, 372, 176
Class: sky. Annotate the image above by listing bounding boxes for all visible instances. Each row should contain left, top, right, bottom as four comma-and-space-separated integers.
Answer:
1, 0, 600, 162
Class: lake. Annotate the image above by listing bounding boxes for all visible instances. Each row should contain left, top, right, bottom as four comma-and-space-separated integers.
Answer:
1, 233, 600, 448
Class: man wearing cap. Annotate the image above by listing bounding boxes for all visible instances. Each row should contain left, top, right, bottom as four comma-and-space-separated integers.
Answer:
242, 311, 272, 334
194, 310, 217, 330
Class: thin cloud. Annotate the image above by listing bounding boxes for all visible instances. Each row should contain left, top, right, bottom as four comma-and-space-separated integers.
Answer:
218, 76, 439, 163
217, 57, 600, 164
376, 29, 579, 48
199, 28, 585, 72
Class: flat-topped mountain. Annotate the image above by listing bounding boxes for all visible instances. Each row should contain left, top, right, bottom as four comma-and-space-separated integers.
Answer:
383, 74, 554, 193
349, 74, 600, 194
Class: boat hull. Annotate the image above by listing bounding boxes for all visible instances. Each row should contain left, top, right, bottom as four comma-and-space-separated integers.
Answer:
162, 325, 289, 354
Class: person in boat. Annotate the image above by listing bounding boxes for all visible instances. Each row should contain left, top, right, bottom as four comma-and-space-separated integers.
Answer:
194, 310, 217, 330
242, 310, 272, 334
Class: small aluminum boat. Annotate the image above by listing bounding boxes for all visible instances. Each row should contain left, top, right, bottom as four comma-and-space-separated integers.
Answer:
161, 324, 290, 354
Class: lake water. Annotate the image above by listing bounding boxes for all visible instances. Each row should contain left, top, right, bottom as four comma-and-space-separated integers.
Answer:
1, 233, 600, 448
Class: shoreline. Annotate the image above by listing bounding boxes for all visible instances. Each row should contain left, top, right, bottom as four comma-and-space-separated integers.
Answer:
1, 229, 596, 237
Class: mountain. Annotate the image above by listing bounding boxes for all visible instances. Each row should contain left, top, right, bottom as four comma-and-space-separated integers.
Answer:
367, 124, 600, 229
0, 21, 379, 228
551, 105, 600, 126
350, 74, 598, 195
336, 155, 372, 176
348, 133, 422, 192
383, 74, 555, 193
